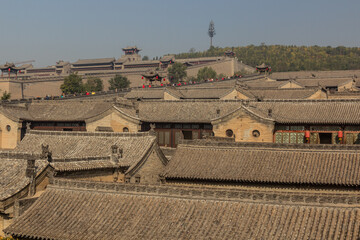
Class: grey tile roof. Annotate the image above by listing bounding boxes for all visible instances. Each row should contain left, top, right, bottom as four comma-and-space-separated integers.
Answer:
15, 131, 157, 168
247, 100, 360, 124
137, 100, 240, 123
245, 88, 322, 100
163, 140, 360, 186
72, 58, 115, 65
5, 179, 360, 239
176, 88, 235, 99
124, 88, 164, 99
295, 78, 354, 88
0, 153, 47, 201
0, 101, 114, 121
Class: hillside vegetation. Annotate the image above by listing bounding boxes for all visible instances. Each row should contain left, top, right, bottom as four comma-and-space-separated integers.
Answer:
175, 45, 360, 72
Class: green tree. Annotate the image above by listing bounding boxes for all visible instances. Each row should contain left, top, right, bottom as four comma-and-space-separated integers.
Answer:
1, 91, 11, 100
84, 77, 103, 92
167, 62, 187, 83
197, 67, 217, 81
60, 73, 84, 94
109, 74, 130, 90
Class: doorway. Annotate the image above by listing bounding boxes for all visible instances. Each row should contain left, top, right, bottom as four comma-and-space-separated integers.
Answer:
319, 133, 332, 144
182, 130, 193, 140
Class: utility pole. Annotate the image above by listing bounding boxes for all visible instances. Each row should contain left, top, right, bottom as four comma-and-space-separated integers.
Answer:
208, 20, 216, 49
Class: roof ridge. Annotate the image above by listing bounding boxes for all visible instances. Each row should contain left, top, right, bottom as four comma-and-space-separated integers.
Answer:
28, 130, 151, 138
51, 156, 111, 162
49, 179, 360, 207
178, 139, 360, 151
0, 151, 39, 159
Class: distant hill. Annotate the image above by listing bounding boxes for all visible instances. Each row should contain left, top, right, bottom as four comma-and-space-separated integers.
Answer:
175, 45, 360, 72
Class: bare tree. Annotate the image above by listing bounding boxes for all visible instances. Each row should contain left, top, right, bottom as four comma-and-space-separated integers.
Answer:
208, 20, 216, 48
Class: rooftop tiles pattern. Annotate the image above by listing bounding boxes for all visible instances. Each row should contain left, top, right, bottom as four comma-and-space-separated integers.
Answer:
5, 180, 360, 240
247, 100, 360, 124
0, 155, 47, 201
137, 100, 240, 123
15, 131, 156, 167
163, 141, 360, 186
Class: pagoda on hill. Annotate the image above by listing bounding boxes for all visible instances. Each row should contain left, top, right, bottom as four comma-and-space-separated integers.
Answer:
0, 62, 25, 78
256, 63, 271, 74
122, 46, 141, 55
224, 50, 235, 57
142, 70, 164, 84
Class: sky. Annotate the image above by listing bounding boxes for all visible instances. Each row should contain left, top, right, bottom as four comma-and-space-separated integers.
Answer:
1, 0, 359, 67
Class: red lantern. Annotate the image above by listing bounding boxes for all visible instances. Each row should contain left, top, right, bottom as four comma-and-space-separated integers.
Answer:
305, 130, 310, 138
19, 70, 21, 73
8, 68, 10, 72
338, 131, 343, 138
149, 85, 151, 88
142, 84, 145, 88
156, 76, 158, 79
161, 83, 163, 86
141, 76, 144, 79
222, 78, 224, 80
163, 78, 166, 81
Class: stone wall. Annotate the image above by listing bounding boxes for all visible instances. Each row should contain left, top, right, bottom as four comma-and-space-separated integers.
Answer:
186, 58, 236, 78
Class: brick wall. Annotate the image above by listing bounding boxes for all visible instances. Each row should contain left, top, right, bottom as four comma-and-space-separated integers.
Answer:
86, 111, 140, 133
212, 108, 274, 143
0, 114, 21, 149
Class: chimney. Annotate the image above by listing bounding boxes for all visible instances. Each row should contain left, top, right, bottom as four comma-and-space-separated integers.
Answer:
111, 145, 119, 164
268, 109, 272, 118
26, 156, 36, 197
216, 109, 220, 118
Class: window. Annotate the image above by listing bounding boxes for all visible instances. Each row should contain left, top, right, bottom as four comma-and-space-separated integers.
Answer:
226, 129, 233, 137
135, 176, 140, 183
6, 125, 11, 131
252, 130, 260, 137
123, 127, 129, 132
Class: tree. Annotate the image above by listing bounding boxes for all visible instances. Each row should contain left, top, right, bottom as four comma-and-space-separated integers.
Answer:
84, 77, 103, 92
189, 48, 196, 53
60, 73, 84, 94
197, 67, 217, 81
167, 62, 187, 83
1, 91, 11, 100
142, 56, 149, 61
109, 74, 130, 90
208, 20, 216, 49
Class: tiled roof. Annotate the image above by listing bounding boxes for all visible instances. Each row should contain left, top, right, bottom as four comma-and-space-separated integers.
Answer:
137, 100, 240, 123
124, 88, 164, 99
245, 88, 321, 100
0, 152, 47, 201
72, 58, 115, 65
163, 141, 360, 187
0, 101, 114, 121
51, 157, 116, 172
295, 78, 354, 88
177, 88, 235, 99
271, 70, 360, 79
247, 100, 360, 124
15, 131, 156, 168
5, 179, 360, 239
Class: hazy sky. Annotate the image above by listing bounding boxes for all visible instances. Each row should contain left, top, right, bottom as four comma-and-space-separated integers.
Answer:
1, 0, 359, 67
